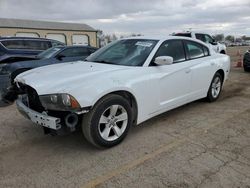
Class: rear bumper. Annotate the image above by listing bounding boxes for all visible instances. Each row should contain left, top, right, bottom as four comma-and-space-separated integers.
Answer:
16, 97, 62, 130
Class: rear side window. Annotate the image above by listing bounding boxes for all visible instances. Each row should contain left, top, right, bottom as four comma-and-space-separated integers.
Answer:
1, 40, 24, 49
59, 48, 90, 57
174, 33, 192, 38
185, 41, 208, 59
1, 40, 51, 50
154, 40, 186, 63
23, 40, 51, 50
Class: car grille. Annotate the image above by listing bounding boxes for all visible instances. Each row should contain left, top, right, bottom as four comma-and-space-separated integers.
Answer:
17, 82, 45, 113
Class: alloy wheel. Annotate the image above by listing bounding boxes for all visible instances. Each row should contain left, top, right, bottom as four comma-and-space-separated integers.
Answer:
211, 76, 221, 98
98, 104, 128, 141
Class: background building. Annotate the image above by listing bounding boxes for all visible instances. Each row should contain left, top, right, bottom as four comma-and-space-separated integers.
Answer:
0, 18, 98, 47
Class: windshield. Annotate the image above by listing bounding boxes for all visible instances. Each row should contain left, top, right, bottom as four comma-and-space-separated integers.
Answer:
86, 39, 158, 66
37, 46, 63, 59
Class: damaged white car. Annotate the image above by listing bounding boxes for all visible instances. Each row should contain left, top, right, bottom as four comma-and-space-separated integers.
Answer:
15, 36, 230, 148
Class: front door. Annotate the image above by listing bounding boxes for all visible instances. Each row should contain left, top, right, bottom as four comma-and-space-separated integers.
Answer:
151, 40, 192, 110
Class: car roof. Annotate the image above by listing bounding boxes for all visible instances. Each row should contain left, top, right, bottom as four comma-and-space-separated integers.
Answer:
0, 36, 61, 42
120, 35, 212, 52
121, 35, 204, 43
174, 31, 209, 35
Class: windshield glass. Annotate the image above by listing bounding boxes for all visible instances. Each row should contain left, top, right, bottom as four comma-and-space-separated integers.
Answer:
86, 39, 158, 66
37, 46, 63, 59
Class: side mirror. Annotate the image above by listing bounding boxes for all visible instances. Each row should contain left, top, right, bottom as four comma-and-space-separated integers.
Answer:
154, 56, 173, 66
56, 54, 65, 61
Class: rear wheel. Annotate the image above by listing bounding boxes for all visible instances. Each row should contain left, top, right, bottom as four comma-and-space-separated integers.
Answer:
82, 94, 133, 148
206, 72, 222, 102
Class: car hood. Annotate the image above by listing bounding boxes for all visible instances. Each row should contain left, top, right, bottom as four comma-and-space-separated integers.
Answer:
15, 61, 133, 95
0, 54, 38, 63
5, 58, 45, 71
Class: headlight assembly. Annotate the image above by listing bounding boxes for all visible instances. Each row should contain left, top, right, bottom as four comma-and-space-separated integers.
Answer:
39, 94, 81, 111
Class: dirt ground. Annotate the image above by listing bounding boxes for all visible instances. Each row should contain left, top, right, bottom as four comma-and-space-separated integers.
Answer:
0, 47, 250, 188
227, 46, 249, 63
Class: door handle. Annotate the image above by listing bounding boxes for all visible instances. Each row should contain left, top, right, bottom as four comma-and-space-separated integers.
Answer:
185, 69, 191, 74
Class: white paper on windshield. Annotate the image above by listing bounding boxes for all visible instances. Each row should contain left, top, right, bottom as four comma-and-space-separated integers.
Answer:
135, 41, 153, 47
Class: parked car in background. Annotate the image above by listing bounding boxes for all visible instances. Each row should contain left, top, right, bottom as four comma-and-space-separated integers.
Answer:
15, 36, 230, 148
0, 37, 64, 64
173, 32, 227, 54
243, 50, 250, 72
1, 45, 98, 104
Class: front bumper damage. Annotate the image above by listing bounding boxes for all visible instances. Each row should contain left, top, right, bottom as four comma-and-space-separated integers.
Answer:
16, 96, 62, 130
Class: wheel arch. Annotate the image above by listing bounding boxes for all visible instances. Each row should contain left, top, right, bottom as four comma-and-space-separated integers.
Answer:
91, 90, 138, 125
216, 69, 225, 83
220, 50, 226, 54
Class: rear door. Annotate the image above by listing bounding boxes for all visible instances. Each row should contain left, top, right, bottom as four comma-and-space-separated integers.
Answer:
183, 40, 216, 98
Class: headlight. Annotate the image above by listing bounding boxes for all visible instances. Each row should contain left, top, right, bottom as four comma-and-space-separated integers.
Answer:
39, 94, 81, 111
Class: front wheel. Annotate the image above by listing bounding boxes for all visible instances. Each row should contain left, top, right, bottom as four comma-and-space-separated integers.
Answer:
82, 94, 133, 148
206, 72, 223, 102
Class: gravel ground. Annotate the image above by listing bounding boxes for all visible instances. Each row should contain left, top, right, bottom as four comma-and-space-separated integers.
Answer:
0, 65, 250, 187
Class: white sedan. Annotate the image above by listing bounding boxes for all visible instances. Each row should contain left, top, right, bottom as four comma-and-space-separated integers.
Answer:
15, 36, 231, 148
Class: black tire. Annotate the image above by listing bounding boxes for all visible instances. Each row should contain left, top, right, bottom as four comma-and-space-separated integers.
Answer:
206, 72, 223, 102
244, 65, 250, 72
82, 94, 133, 148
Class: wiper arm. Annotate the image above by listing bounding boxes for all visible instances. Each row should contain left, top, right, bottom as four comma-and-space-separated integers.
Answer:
93, 60, 116, 65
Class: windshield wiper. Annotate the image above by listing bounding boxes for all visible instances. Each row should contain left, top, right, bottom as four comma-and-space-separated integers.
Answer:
93, 60, 116, 65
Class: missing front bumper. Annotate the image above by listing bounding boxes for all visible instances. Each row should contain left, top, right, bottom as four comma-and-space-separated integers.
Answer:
16, 98, 62, 130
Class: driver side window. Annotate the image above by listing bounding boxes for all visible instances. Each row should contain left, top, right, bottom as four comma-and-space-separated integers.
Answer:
152, 40, 185, 65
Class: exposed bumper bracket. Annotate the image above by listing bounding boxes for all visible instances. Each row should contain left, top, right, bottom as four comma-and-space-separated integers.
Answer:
16, 98, 62, 130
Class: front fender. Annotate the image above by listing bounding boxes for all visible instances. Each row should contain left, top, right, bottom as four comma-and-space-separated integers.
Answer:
68, 76, 158, 124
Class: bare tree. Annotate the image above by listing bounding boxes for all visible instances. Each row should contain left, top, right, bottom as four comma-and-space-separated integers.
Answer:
225, 35, 235, 43
212, 34, 224, 42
